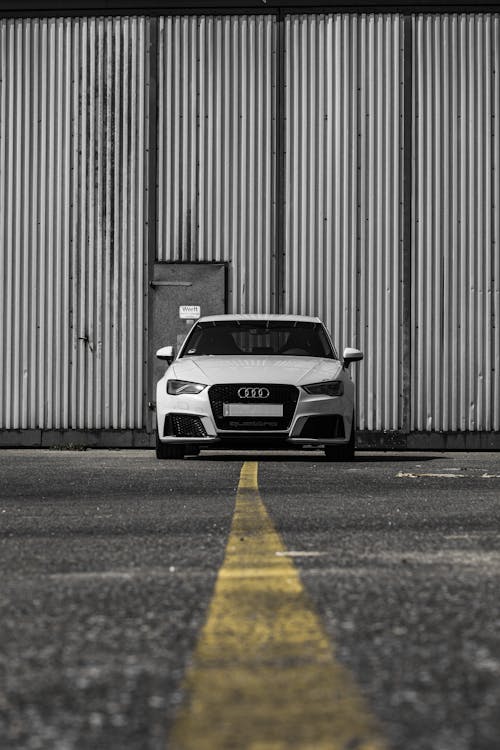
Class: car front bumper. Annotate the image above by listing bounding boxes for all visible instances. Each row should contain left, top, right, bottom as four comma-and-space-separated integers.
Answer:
156, 383, 354, 448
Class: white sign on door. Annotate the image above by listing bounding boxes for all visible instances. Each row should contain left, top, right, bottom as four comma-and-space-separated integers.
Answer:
179, 305, 201, 320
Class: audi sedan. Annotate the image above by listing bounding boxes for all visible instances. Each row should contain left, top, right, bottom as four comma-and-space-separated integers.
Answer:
155, 314, 362, 460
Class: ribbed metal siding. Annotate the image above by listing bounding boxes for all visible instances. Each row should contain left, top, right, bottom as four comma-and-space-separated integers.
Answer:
284, 15, 404, 431
0, 17, 149, 430
157, 15, 276, 313
412, 14, 500, 432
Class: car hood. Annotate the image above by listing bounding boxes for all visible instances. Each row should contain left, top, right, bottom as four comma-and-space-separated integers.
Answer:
169, 356, 343, 386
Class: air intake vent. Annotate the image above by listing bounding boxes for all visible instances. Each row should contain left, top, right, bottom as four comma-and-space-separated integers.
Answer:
299, 415, 345, 439
164, 414, 207, 438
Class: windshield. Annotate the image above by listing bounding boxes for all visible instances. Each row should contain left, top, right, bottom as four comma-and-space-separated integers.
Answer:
180, 321, 336, 359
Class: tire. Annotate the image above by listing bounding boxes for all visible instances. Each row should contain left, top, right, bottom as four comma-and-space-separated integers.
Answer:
156, 432, 185, 460
324, 413, 356, 461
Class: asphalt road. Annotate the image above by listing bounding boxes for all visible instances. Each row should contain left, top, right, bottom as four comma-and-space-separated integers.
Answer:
1, 449, 499, 750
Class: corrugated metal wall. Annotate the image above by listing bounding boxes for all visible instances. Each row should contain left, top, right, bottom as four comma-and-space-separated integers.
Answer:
0, 17, 149, 430
412, 14, 500, 432
157, 15, 276, 314
283, 14, 404, 431
1, 11, 499, 438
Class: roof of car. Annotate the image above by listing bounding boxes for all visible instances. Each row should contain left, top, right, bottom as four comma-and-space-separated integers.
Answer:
196, 314, 322, 324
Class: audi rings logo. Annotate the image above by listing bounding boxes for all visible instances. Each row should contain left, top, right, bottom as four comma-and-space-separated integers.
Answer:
238, 387, 270, 400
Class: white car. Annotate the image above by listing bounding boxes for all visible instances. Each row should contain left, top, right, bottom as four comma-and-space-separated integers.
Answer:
155, 314, 362, 460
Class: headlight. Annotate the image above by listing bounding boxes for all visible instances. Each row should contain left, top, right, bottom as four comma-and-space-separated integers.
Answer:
303, 380, 344, 396
167, 380, 207, 395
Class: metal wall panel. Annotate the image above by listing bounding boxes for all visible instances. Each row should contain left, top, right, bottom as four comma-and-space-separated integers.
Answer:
412, 14, 500, 432
0, 17, 149, 430
2, 12, 499, 439
284, 14, 404, 431
157, 15, 276, 314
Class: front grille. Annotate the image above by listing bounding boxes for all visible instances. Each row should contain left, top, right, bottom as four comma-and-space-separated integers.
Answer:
164, 414, 207, 438
209, 383, 299, 431
299, 414, 345, 439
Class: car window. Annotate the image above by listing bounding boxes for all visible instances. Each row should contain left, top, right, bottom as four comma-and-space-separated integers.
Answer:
180, 322, 336, 358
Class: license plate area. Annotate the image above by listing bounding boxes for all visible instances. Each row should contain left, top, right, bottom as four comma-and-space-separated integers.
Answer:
223, 403, 284, 417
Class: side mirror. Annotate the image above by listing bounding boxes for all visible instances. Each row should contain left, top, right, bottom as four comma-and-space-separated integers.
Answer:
343, 347, 363, 368
156, 345, 175, 364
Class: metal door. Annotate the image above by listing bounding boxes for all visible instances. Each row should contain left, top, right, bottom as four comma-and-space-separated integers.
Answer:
148, 262, 227, 427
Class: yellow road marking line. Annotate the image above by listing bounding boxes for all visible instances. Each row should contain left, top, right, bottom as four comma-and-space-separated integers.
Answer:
168, 461, 387, 750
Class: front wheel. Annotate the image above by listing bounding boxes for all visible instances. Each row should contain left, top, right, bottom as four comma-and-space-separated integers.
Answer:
156, 432, 185, 460
324, 413, 355, 461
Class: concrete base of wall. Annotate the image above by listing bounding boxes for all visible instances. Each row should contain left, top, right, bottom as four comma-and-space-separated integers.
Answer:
1, 429, 500, 451
356, 431, 500, 451
0, 430, 155, 449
